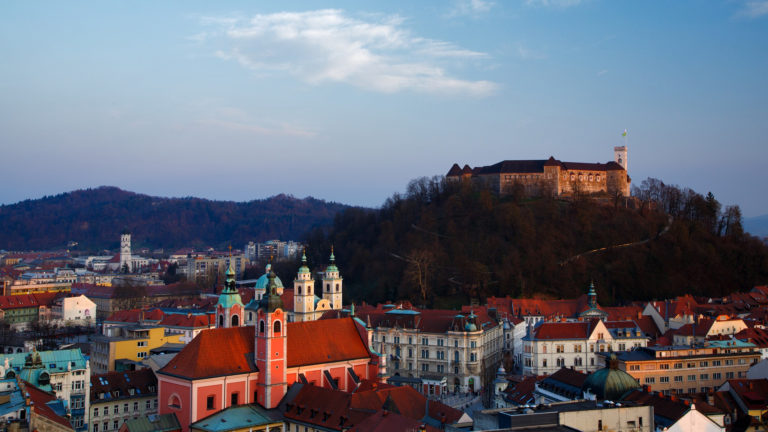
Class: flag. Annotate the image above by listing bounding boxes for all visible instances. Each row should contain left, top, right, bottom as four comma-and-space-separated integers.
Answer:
622, 129, 627, 137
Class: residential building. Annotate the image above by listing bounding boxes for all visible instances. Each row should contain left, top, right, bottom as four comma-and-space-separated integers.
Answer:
622, 390, 725, 432
357, 304, 503, 395
91, 326, 183, 374
495, 400, 653, 432
606, 342, 762, 395
89, 368, 158, 432
0, 349, 90, 431
718, 378, 768, 427
0, 295, 41, 328
522, 319, 647, 376
672, 317, 748, 346
51, 295, 96, 326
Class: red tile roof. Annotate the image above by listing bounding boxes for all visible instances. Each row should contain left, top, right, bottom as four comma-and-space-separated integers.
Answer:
533, 321, 597, 340
90, 368, 157, 401
347, 410, 440, 432
0, 294, 39, 310
158, 313, 213, 329
726, 379, 768, 410
622, 390, 689, 423
158, 317, 373, 379
287, 318, 371, 368
105, 308, 164, 323
21, 380, 74, 429
159, 326, 256, 379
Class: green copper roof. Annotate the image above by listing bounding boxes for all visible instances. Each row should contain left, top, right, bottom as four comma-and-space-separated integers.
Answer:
326, 248, 339, 273
581, 354, 639, 401
298, 251, 310, 274
254, 264, 284, 290
258, 270, 283, 312
191, 405, 280, 431
216, 291, 243, 309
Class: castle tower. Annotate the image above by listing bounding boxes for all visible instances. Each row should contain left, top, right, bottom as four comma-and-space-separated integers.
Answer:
215, 264, 244, 328
293, 252, 315, 322
322, 247, 343, 311
587, 281, 597, 309
255, 271, 287, 409
120, 230, 132, 273
614, 146, 628, 171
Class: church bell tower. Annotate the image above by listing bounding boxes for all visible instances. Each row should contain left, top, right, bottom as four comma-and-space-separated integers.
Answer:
255, 271, 287, 409
322, 247, 343, 311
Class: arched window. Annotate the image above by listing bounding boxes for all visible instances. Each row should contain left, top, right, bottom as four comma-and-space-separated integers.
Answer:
454, 351, 459, 362
231, 315, 239, 327
219, 315, 224, 327
298, 287, 302, 295
168, 394, 182, 409
326, 284, 330, 292
247, 312, 252, 321
259, 320, 265, 334
274, 320, 281, 334
336, 284, 340, 292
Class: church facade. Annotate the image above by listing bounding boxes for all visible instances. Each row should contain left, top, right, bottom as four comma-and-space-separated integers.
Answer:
447, 146, 631, 197
157, 266, 381, 432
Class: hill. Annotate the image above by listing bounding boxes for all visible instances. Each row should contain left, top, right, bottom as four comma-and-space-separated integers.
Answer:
304, 177, 768, 307
0, 187, 352, 251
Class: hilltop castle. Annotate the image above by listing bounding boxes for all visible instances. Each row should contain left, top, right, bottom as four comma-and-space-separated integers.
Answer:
447, 146, 630, 197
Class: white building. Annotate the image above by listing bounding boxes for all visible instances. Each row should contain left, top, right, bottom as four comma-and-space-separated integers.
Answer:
522, 319, 647, 376
51, 295, 96, 326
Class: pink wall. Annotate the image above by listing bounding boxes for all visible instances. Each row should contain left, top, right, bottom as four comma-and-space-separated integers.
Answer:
225, 380, 247, 406
158, 379, 191, 432
196, 383, 224, 421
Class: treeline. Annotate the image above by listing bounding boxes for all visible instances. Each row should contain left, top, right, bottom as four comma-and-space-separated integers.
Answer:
0, 186, 350, 251
305, 177, 768, 308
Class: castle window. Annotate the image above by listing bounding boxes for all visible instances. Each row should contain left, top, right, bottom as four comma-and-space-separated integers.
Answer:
274, 320, 281, 334
259, 320, 265, 334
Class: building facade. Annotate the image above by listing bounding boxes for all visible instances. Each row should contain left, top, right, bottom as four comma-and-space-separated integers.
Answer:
89, 368, 157, 432
91, 326, 183, 374
607, 342, 762, 395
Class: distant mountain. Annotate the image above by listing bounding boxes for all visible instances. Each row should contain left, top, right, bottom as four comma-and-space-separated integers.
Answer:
0, 187, 353, 251
745, 214, 768, 238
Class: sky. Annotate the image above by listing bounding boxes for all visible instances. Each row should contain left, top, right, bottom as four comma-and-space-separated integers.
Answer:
1, 0, 767, 216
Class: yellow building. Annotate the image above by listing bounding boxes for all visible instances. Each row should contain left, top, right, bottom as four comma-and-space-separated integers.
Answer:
91, 326, 183, 374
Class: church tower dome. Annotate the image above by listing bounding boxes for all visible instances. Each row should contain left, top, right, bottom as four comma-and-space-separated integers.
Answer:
322, 247, 343, 311
293, 251, 315, 322
216, 262, 244, 328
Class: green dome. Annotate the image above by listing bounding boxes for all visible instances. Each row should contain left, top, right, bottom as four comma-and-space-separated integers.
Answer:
255, 264, 284, 290
581, 354, 639, 401
298, 252, 310, 275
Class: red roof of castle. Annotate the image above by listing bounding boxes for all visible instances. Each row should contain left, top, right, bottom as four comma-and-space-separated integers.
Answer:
158, 317, 372, 379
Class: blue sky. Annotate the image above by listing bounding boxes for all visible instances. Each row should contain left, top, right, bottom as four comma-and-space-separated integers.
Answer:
1, 0, 767, 216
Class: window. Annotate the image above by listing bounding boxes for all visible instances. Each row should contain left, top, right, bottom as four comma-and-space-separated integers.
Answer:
556, 345, 564, 353
437, 339, 444, 346
422, 338, 428, 345
470, 352, 477, 362
674, 376, 683, 382
660, 377, 670, 383
713, 360, 721, 366
574, 344, 582, 353
645, 377, 655, 384
113, 405, 119, 415
726, 372, 735, 379
726, 359, 734, 366
146, 400, 151, 410
674, 363, 683, 369
259, 320, 265, 334
543, 359, 547, 368
688, 375, 696, 381
408, 348, 413, 358
137, 352, 147, 359
231, 393, 238, 405
124, 403, 128, 413
700, 361, 709, 367
713, 372, 722, 380
700, 374, 709, 380
206, 396, 215, 410
113, 421, 119, 430
556, 358, 565, 367
470, 341, 477, 349
274, 321, 281, 334
437, 350, 445, 360
134, 402, 138, 412
437, 365, 445, 373
94, 423, 99, 432
94, 408, 99, 418
660, 363, 670, 369
422, 363, 429, 372
103, 422, 108, 431
137, 341, 147, 347
421, 350, 429, 359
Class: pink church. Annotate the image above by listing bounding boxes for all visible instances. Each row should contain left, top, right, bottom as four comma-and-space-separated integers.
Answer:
157, 270, 382, 431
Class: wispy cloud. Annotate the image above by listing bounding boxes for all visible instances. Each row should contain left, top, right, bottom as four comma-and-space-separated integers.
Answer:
447, 0, 495, 17
200, 106, 316, 138
524, 0, 583, 8
199, 9, 497, 97
597, 69, 608, 76
735, 0, 768, 18
516, 43, 547, 60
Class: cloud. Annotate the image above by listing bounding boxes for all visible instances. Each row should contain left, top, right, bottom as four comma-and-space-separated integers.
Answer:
200, 106, 316, 138
447, 0, 495, 17
516, 43, 547, 60
200, 9, 497, 97
597, 69, 608, 76
524, 0, 583, 8
735, 0, 768, 18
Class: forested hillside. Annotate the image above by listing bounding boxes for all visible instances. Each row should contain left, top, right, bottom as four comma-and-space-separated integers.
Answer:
0, 187, 350, 251
304, 177, 768, 307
